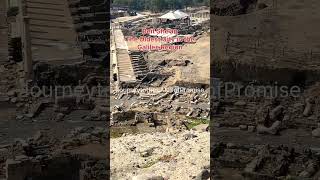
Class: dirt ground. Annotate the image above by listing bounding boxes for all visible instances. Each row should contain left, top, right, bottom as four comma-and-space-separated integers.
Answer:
213, 0, 320, 70
148, 34, 210, 85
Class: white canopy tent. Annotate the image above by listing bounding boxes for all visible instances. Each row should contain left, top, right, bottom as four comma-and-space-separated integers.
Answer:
159, 11, 180, 20
158, 10, 190, 20
173, 10, 189, 19
157, 10, 191, 25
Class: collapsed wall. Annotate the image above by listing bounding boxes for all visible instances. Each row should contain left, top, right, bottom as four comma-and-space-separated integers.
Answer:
2, 127, 108, 180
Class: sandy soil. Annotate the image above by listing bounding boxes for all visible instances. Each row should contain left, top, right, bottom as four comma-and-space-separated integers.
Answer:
114, 14, 147, 24
148, 35, 210, 85
111, 130, 209, 180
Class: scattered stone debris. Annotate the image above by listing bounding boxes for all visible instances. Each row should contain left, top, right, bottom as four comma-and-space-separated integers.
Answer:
213, 143, 320, 179
109, 4, 210, 179
0, 127, 107, 180
111, 130, 209, 180
212, 81, 320, 178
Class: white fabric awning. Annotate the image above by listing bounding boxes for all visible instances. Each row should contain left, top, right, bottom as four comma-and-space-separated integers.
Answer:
174, 10, 189, 18
159, 11, 180, 20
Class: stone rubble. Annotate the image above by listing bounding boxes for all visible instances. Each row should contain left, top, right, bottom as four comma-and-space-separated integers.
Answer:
0, 127, 107, 180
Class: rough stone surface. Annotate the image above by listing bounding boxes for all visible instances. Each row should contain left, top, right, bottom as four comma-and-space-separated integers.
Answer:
111, 131, 209, 180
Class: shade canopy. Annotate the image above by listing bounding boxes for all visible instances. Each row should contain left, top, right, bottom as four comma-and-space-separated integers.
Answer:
159, 10, 189, 20
173, 10, 189, 18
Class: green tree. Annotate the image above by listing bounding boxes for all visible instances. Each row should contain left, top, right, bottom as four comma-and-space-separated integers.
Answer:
166, 0, 183, 10
129, 0, 145, 10
113, 0, 129, 6
113, 0, 207, 12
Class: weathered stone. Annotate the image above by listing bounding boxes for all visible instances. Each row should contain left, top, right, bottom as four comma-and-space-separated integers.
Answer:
15, 155, 29, 161
193, 124, 209, 132
91, 127, 105, 136
16, 115, 24, 120
25, 113, 34, 118
244, 156, 264, 173
186, 109, 194, 117
299, 161, 318, 178
7, 90, 17, 97
248, 125, 255, 132
213, 123, 220, 128
55, 113, 65, 121
234, 101, 246, 106
79, 133, 91, 144
10, 97, 17, 103
312, 128, 320, 138
195, 169, 210, 180
96, 105, 108, 114
33, 131, 43, 141
28, 100, 49, 118
132, 174, 164, 180
0, 96, 10, 102
184, 133, 197, 140
226, 143, 236, 148
270, 105, 283, 120
257, 121, 281, 135
303, 98, 313, 117
239, 125, 248, 131
140, 148, 153, 157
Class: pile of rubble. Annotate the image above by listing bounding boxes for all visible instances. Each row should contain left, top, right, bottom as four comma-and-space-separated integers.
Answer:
212, 143, 320, 179
211, 81, 320, 179
0, 62, 19, 102
0, 127, 107, 179
62, 127, 107, 149
213, 83, 320, 136
111, 88, 210, 130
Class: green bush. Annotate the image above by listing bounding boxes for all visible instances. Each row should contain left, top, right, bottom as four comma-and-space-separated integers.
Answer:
186, 117, 209, 129
7, 7, 19, 17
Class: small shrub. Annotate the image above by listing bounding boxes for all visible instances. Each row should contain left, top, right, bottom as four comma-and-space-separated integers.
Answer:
7, 7, 19, 17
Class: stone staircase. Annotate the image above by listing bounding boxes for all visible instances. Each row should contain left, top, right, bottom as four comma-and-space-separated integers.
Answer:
116, 49, 136, 83
26, 0, 83, 64
129, 52, 149, 79
67, 0, 108, 62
